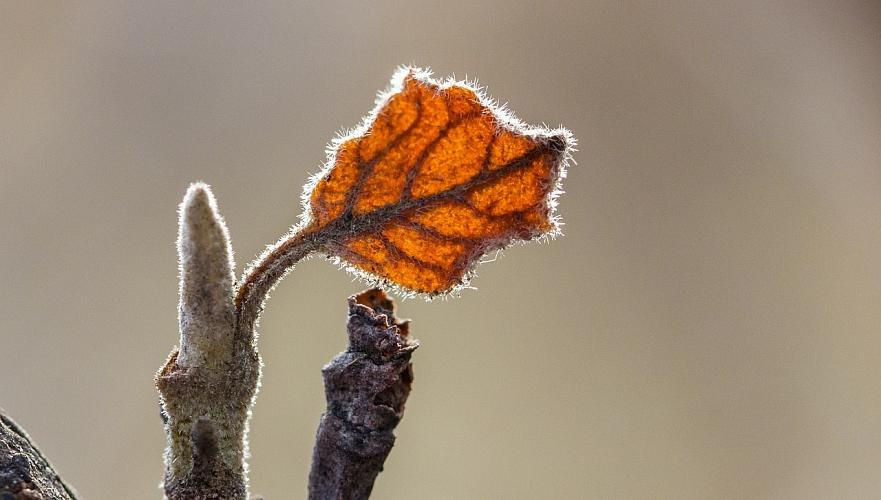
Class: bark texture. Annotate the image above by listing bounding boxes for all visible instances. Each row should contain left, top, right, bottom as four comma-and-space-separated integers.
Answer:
0, 409, 78, 500
308, 289, 417, 500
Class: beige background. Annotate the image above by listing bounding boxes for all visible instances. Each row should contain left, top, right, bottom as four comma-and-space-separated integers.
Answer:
2, 1, 880, 499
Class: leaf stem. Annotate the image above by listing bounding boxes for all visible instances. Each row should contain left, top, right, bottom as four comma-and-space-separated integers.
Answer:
235, 228, 325, 335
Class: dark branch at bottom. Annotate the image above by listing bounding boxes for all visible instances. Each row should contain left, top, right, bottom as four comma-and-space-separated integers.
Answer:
308, 289, 417, 500
0, 409, 79, 499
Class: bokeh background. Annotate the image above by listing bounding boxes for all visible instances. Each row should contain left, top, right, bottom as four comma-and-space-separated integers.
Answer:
2, 1, 880, 498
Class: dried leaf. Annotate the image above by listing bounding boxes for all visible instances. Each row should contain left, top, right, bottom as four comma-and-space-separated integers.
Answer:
303, 67, 574, 296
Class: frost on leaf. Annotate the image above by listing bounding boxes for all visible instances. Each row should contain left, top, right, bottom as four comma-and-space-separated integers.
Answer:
304, 67, 575, 296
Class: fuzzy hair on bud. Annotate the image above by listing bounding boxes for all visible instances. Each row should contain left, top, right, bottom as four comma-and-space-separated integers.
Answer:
158, 183, 259, 500
176, 182, 236, 368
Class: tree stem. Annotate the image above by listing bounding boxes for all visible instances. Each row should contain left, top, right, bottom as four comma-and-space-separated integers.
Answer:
308, 289, 417, 500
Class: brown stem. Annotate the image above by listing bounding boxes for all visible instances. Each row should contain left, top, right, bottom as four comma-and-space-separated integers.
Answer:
235, 228, 324, 336
308, 289, 417, 500
0, 408, 79, 499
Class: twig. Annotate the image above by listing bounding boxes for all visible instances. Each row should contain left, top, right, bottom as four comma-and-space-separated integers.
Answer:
156, 184, 259, 500
156, 185, 418, 500
308, 289, 417, 500
0, 409, 79, 499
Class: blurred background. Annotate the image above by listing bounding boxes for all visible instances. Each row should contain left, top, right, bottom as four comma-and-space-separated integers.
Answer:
2, 1, 880, 498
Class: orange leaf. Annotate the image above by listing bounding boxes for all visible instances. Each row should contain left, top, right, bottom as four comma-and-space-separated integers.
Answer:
304, 67, 574, 296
